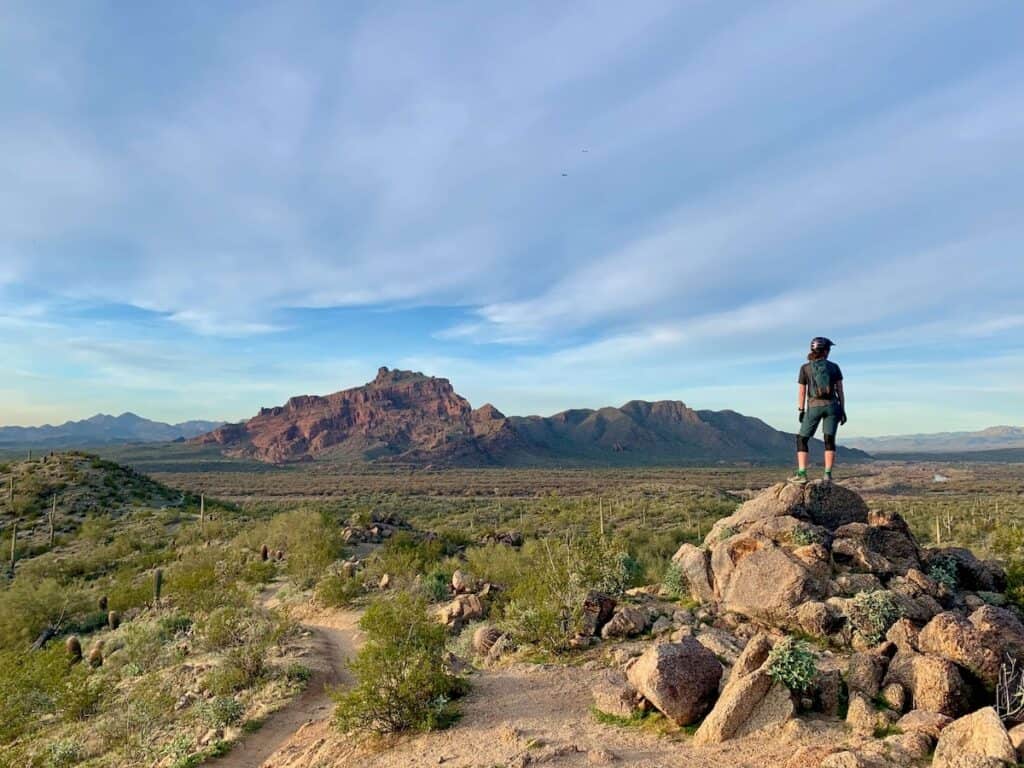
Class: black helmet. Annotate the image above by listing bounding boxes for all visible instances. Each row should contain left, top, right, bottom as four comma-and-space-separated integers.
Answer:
810, 337, 835, 351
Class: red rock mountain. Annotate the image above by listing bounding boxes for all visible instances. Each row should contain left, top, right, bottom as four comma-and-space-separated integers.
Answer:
194, 367, 868, 466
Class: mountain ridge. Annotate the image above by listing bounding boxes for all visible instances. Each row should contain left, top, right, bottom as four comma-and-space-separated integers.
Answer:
194, 367, 868, 466
845, 425, 1024, 454
0, 412, 224, 448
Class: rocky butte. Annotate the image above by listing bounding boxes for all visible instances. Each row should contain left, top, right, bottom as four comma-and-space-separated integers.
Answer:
194, 366, 868, 466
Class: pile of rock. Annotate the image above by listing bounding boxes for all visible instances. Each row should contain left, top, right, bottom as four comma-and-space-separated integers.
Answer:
341, 510, 410, 545
437, 569, 501, 632
478, 530, 524, 547
588, 481, 1024, 766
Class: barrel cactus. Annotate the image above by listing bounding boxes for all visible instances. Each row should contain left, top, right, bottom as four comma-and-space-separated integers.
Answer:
66, 635, 82, 663
107, 610, 120, 630
87, 642, 104, 668
260, 544, 269, 561
98, 595, 108, 612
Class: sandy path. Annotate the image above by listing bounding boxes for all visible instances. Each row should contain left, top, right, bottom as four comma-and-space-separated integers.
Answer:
262, 660, 845, 768
210, 587, 362, 768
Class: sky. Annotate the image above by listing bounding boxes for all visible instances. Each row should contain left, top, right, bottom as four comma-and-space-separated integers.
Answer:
1, 1, 1023, 437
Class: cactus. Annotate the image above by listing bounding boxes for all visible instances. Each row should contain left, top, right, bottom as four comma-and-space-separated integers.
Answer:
260, 544, 269, 562
8, 519, 16, 574
107, 610, 120, 630
154, 568, 163, 602
98, 595, 108, 612
275, 549, 284, 561
87, 642, 104, 668
66, 635, 82, 663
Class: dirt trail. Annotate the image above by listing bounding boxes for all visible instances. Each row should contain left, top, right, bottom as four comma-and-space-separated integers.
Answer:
211, 585, 362, 768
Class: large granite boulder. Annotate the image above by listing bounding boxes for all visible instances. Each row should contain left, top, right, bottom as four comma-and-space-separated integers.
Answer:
581, 591, 616, 637
626, 638, 723, 726
709, 531, 828, 624
932, 707, 1016, 768
831, 511, 921, 575
919, 612, 1003, 689
883, 650, 971, 718
926, 547, 1008, 592
706, 482, 868, 543
670, 543, 714, 604
693, 667, 793, 745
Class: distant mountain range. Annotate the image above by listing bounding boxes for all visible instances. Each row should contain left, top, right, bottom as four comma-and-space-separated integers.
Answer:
0, 413, 223, 448
845, 426, 1024, 454
194, 366, 868, 466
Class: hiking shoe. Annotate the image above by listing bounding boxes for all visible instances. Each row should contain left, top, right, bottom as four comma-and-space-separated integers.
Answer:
788, 473, 809, 485
821, 475, 832, 486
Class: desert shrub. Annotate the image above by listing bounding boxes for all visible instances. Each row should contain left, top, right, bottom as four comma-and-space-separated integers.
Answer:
927, 556, 958, 590
165, 550, 244, 613
200, 696, 244, 727
57, 664, 105, 721
791, 526, 822, 547
199, 606, 248, 651
42, 738, 85, 768
242, 559, 276, 585
265, 509, 344, 588
1007, 559, 1024, 610
316, 570, 363, 607
766, 636, 818, 692
421, 568, 452, 603
158, 613, 192, 641
118, 620, 168, 672
205, 664, 249, 696
662, 562, 688, 600
333, 592, 464, 734
848, 590, 901, 645
0, 578, 86, 650
363, 532, 447, 585
284, 662, 313, 683
497, 534, 639, 650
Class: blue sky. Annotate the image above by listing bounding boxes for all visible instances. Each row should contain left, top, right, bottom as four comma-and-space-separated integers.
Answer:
1, 1, 1022, 437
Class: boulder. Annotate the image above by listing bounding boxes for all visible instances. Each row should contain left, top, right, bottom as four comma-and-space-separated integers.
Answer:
601, 606, 650, 639
591, 669, 642, 719
880, 681, 907, 713
815, 668, 844, 716
846, 692, 883, 736
919, 611, 1002, 688
896, 709, 953, 740
1008, 723, 1024, 761
927, 548, 1007, 592
796, 600, 841, 639
969, 605, 1024, 660
885, 619, 920, 653
832, 573, 884, 596
785, 747, 842, 768
693, 667, 793, 745
819, 751, 887, 768
732, 632, 773, 678
709, 532, 826, 624
581, 591, 616, 637
452, 569, 475, 594
706, 482, 868, 543
626, 638, 722, 726
884, 731, 933, 762
695, 627, 743, 665
932, 707, 1016, 768
846, 652, 888, 698
883, 650, 970, 718
670, 543, 715, 604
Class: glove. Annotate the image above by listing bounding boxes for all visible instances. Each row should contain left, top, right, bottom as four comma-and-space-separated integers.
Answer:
798, 409, 805, 425
839, 408, 848, 426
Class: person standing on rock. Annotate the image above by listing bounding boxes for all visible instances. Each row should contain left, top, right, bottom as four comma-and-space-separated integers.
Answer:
791, 337, 846, 485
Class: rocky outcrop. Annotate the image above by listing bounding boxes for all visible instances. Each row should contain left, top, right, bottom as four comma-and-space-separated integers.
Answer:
626, 639, 722, 726
932, 707, 1017, 768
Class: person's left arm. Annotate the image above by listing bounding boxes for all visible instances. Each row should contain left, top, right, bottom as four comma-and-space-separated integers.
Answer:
835, 367, 847, 424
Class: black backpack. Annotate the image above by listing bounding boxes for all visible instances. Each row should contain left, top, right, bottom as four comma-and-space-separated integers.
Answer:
808, 360, 835, 400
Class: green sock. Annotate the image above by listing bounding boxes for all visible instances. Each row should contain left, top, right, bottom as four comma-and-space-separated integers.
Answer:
824, 468, 832, 476
797, 468, 807, 478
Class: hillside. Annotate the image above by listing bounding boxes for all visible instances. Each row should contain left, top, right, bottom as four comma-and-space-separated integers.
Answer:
194, 367, 868, 466
0, 452, 184, 547
846, 425, 1024, 454
0, 412, 223, 449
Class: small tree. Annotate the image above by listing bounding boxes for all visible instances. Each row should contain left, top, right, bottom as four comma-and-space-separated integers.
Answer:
333, 592, 464, 734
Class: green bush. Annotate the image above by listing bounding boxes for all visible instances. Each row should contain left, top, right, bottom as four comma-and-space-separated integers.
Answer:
766, 636, 818, 692
791, 526, 822, 547
316, 570, 363, 607
200, 696, 244, 727
333, 592, 464, 734
927, 557, 958, 590
205, 664, 249, 696
848, 590, 901, 645
0, 578, 86, 651
265, 509, 344, 589
421, 569, 452, 603
662, 562, 688, 600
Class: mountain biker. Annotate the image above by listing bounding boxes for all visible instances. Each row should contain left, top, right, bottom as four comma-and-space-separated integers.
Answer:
791, 337, 846, 485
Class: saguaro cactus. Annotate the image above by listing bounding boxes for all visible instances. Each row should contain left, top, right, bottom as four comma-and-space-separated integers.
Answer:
8, 519, 16, 574
49, 495, 57, 547
154, 568, 163, 602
